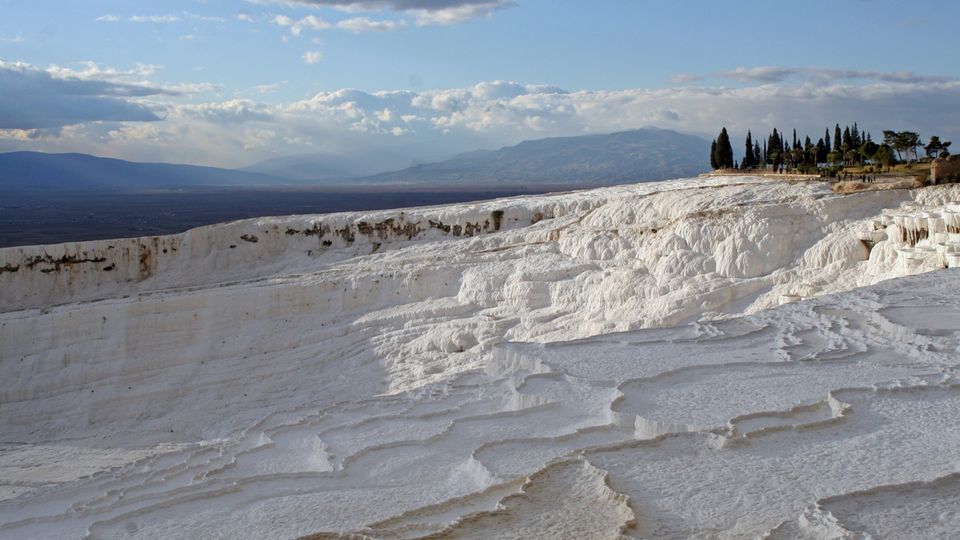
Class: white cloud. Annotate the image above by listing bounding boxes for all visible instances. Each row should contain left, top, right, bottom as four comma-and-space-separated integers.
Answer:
129, 15, 179, 23
175, 99, 273, 123
274, 14, 330, 34
337, 16, 404, 32
302, 50, 323, 64
272, 14, 403, 34
407, 1, 510, 25
46, 61, 161, 82
251, 0, 513, 25
237, 12, 255, 22
164, 81, 224, 94
44, 61, 221, 96
97, 12, 225, 24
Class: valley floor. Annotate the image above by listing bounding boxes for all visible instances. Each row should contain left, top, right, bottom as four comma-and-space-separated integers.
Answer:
1, 175, 958, 538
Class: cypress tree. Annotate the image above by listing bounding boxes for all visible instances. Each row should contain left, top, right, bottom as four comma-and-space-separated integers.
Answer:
710, 140, 718, 169
743, 131, 754, 169
715, 128, 734, 169
824, 128, 831, 154
754, 142, 762, 168
769, 128, 782, 162
834, 124, 842, 152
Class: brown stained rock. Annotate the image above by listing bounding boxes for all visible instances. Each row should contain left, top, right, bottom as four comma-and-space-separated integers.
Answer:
139, 245, 152, 280
303, 223, 329, 237
336, 227, 355, 243
223, 212, 506, 255
428, 220, 451, 233
900, 226, 929, 246
397, 221, 419, 239
23, 254, 107, 270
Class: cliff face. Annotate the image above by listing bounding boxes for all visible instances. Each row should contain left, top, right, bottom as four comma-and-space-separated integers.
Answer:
0, 191, 573, 311
3, 176, 955, 314
2, 176, 960, 539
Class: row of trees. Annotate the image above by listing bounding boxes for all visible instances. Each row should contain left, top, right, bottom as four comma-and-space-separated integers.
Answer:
710, 124, 952, 172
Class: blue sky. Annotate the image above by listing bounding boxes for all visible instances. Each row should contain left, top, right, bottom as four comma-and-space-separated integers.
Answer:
1, 0, 959, 169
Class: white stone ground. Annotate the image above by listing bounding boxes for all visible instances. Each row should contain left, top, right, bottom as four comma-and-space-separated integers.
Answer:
1, 176, 958, 539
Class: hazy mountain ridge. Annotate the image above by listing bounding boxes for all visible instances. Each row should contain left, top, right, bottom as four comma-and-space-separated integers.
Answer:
358, 128, 711, 185
0, 152, 286, 191
1, 128, 710, 191
239, 153, 386, 181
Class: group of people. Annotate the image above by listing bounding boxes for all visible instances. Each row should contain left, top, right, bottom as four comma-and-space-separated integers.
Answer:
839, 172, 878, 183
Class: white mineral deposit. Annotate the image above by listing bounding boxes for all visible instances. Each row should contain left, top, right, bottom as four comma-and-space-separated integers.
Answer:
2, 176, 959, 539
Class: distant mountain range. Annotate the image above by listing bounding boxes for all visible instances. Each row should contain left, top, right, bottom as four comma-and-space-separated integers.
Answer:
0, 152, 285, 191
0, 128, 710, 192
238, 154, 356, 182
239, 153, 397, 181
355, 128, 710, 186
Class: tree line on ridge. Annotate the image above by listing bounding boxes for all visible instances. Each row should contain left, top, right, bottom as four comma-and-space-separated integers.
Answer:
710, 124, 952, 174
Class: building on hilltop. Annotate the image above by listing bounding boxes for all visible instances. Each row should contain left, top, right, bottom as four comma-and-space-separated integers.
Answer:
931, 155, 960, 184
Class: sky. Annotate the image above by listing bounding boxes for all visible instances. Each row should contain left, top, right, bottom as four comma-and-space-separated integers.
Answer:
1, 0, 959, 170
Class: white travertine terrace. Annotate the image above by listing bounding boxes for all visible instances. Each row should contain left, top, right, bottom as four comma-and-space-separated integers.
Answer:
1, 176, 958, 539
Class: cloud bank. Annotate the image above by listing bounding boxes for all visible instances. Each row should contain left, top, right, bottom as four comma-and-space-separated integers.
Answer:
2, 60, 959, 169
0, 61, 170, 131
